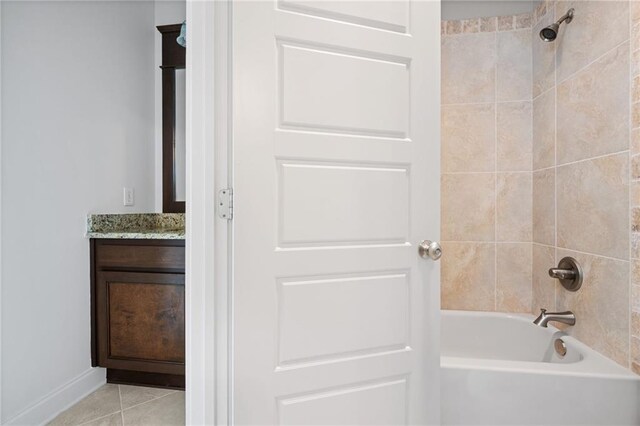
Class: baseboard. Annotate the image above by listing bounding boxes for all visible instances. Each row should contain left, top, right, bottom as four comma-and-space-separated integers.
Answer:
4, 367, 106, 426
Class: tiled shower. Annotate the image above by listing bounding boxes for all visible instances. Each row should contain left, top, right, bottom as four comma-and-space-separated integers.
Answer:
441, 0, 640, 371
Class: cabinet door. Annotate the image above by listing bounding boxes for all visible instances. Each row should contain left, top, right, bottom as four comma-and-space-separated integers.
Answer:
96, 271, 185, 375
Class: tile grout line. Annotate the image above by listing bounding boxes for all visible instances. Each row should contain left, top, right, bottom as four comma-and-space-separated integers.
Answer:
627, 0, 633, 369
531, 17, 536, 315
555, 38, 631, 89
532, 241, 631, 264
77, 410, 123, 426
551, 1, 558, 312
443, 99, 533, 107
532, 149, 631, 172
494, 28, 499, 312
118, 385, 125, 426
120, 390, 179, 414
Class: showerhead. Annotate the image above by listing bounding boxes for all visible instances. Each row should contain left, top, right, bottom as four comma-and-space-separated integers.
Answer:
540, 23, 560, 41
540, 8, 574, 42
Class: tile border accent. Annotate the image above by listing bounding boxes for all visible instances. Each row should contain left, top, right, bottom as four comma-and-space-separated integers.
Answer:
442, 12, 532, 36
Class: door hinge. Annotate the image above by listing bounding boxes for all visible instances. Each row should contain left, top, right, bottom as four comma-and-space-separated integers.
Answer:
218, 188, 233, 220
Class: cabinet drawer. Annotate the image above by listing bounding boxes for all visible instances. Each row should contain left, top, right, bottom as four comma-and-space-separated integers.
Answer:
95, 243, 185, 271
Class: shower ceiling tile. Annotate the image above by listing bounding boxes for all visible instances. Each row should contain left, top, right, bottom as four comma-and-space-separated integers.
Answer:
556, 153, 629, 260
442, 173, 496, 241
557, 42, 629, 164
555, 249, 629, 367
555, 1, 629, 83
442, 103, 495, 173
441, 242, 496, 311
442, 32, 496, 104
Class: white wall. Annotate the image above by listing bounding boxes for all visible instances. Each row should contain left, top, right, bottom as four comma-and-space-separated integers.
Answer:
442, 0, 536, 20
1, 1, 156, 422
155, 1, 186, 212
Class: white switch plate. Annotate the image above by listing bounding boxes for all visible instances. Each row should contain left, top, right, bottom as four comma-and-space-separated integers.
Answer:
123, 187, 135, 206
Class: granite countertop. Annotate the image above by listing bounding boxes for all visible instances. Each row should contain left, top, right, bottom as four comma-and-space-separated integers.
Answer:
86, 213, 185, 240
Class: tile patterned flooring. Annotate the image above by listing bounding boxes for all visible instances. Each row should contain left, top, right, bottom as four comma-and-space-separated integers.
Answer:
48, 384, 184, 425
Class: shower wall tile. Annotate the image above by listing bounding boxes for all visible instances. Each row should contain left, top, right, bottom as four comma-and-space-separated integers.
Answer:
497, 243, 532, 313
532, 243, 557, 313
515, 13, 533, 30
442, 173, 496, 241
556, 153, 629, 259
632, 129, 640, 155
632, 155, 640, 180
632, 337, 640, 374
442, 32, 496, 104
633, 102, 640, 129
497, 173, 532, 242
498, 15, 514, 31
497, 30, 533, 101
441, 242, 496, 311
555, 1, 629, 83
533, 168, 555, 246
497, 102, 532, 171
633, 311, 640, 338
632, 2, 640, 52
556, 249, 630, 367
532, 88, 555, 170
442, 103, 495, 173
441, 20, 534, 316
532, 9, 557, 98
632, 182, 640, 207
446, 20, 462, 35
480, 17, 497, 32
461, 18, 480, 34
557, 42, 630, 165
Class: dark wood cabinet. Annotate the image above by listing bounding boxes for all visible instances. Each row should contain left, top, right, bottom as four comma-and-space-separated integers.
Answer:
91, 239, 185, 389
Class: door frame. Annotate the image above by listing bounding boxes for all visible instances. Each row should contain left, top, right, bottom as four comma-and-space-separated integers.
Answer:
185, 0, 232, 424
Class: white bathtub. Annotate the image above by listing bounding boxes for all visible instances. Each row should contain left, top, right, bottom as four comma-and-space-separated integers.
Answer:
441, 310, 640, 425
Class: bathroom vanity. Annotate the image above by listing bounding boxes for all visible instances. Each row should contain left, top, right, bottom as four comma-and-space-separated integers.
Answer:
88, 214, 185, 389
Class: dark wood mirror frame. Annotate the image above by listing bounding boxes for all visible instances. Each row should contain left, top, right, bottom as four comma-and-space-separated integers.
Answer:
158, 24, 186, 213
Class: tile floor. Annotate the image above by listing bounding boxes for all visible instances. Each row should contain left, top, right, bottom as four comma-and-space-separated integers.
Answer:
48, 384, 184, 426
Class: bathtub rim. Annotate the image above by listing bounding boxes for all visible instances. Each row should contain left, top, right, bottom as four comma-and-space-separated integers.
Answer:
441, 309, 639, 381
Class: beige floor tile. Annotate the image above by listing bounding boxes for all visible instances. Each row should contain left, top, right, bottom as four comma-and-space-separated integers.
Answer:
49, 384, 121, 426
119, 385, 175, 410
122, 392, 185, 426
82, 412, 123, 426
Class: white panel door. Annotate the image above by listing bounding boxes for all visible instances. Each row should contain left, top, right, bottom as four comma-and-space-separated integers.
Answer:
232, 1, 441, 424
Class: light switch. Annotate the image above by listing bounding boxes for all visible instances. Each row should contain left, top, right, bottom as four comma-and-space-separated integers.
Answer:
123, 187, 135, 206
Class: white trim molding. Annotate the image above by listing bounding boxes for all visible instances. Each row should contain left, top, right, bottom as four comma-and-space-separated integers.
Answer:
186, 0, 230, 424
0, 2, 3, 421
3, 368, 105, 426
